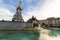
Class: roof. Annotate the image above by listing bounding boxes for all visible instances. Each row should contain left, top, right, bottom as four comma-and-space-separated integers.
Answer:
27, 16, 39, 23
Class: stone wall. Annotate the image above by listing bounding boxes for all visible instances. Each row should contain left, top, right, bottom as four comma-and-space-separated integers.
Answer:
0, 21, 33, 30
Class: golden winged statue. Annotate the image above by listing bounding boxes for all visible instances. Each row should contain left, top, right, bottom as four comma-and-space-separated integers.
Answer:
18, 1, 22, 8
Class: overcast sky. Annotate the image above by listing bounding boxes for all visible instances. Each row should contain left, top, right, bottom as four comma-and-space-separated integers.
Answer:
0, 0, 60, 21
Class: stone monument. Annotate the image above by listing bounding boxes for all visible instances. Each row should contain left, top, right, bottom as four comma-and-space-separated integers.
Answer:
12, 1, 24, 22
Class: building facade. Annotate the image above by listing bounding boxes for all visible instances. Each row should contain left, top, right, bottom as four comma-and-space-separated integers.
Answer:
39, 17, 60, 27
27, 16, 40, 27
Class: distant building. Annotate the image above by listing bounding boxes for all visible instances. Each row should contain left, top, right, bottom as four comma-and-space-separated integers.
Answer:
39, 20, 47, 27
27, 16, 40, 27
47, 17, 60, 26
47, 17, 55, 25
39, 17, 60, 27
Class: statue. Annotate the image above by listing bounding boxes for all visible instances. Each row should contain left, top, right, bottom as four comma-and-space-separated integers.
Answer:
18, 1, 22, 8
12, 0, 24, 22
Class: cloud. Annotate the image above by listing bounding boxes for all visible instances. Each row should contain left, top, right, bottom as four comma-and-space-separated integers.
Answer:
0, 8, 14, 21
0, 0, 15, 21
23, 0, 60, 21
40, 0, 60, 18
0, 0, 60, 21
0, 0, 4, 3
25, 0, 32, 3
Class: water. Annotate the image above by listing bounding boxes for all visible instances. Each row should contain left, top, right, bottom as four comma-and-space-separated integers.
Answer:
0, 28, 60, 40
0, 30, 40, 40
39, 27, 60, 40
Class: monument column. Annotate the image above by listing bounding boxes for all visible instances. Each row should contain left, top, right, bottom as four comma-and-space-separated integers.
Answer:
12, 1, 24, 22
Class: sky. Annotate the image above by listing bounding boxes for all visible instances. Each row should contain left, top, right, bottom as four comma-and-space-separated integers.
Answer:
0, 0, 60, 21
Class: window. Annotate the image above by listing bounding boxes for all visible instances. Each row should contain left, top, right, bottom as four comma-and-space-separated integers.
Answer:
33, 23, 38, 27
